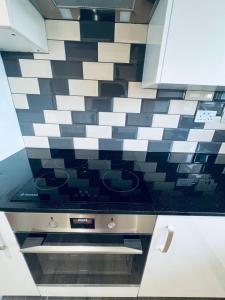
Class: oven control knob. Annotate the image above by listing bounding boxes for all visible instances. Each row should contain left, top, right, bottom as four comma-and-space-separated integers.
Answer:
48, 217, 58, 228
108, 219, 116, 229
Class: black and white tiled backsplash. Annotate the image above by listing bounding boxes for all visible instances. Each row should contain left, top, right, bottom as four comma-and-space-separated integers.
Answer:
2, 19, 225, 154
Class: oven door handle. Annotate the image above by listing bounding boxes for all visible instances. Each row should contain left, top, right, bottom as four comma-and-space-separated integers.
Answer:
20, 245, 143, 255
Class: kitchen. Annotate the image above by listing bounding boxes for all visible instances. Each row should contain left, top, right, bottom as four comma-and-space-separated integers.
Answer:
1, 0, 225, 299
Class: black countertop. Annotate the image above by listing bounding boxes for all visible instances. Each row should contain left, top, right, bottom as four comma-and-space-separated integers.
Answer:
0, 148, 225, 215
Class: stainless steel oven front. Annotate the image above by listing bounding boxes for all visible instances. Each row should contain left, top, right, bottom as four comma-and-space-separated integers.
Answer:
6, 213, 156, 286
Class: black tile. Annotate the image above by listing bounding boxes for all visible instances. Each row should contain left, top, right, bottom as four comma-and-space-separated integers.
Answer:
178, 115, 204, 129
196, 142, 221, 154
130, 44, 146, 63
65, 41, 98, 62
99, 81, 128, 97
19, 123, 34, 136
3, 59, 21, 76
80, 21, 114, 42
214, 91, 225, 101
51, 61, 83, 79
49, 137, 74, 149
85, 97, 113, 112
112, 127, 137, 139
141, 100, 169, 113
212, 130, 225, 142
16, 110, 45, 123
163, 128, 189, 141
80, 9, 115, 22
51, 79, 69, 95
60, 124, 86, 137
114, 63, 143, 81
156, 89, 185, 99
197, 101, 224, 115
147, 141, 172, 152
38, 79, 52, 95
72, 112, 98, 124
126, 113, 152, 127
99, 139, 123, 151
27, 95, 55, 111
1, 51, 34, 59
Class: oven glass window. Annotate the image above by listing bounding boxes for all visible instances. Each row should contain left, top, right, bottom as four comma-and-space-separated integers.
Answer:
17, 233, 151, 285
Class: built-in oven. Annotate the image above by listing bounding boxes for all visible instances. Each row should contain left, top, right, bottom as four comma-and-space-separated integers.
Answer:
6, 213, 156, 287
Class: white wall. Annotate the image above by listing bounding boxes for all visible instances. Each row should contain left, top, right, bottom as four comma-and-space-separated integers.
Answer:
0, 54, 24, 161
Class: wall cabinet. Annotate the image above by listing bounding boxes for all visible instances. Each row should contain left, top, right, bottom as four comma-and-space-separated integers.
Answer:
142, 0, 225, 89
0, 212, 39, 296
139, 215, 225, 297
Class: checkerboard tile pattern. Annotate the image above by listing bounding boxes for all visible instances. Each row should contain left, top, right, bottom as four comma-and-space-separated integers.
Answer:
2, 19, 225, 153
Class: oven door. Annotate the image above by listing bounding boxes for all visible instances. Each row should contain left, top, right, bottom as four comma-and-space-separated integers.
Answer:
16, 232, 151, 285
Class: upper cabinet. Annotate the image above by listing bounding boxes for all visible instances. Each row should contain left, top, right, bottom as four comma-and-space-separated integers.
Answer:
0, 0, 48, 52
142, 0, 225, 89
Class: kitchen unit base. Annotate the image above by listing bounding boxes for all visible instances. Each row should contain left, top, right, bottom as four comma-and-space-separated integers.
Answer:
38, 285, 139, 297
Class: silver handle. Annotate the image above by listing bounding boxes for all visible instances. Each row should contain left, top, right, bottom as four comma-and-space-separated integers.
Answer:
21, 245, 143, 255
0, 235, 6, 251
158, 225, 174, 253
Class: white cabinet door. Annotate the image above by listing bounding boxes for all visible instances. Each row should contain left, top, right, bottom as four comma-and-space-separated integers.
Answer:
0, 212, 39, 296
139, 216, 225, 298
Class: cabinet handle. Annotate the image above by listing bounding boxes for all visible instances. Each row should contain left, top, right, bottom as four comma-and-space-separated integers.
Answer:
0, 235, 6, 250
158, 226, 174, 253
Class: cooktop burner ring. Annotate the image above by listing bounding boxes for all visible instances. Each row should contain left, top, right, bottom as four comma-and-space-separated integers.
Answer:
35, 170, 70, 191
102, 169, 140, 193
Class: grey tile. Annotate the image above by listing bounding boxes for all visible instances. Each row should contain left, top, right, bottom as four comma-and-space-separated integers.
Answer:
72, 112, 98, 124
49, 137, 74, 149
1, 51, 33, 59
85, 97, 113, 112
99, 139, 123, 151
122, 151, 146, 161
26, 148, 51, 159
16, 110, 45, 123
163, 128, 189, 141
60, 124, 86, 137
88, 159, 111, 170
148, 141, 172, 152
197, 101, 224, 115
2, 59, 21, 76
51, 79, 69, 95
112, 127, 137, 139
27, 95, 55, 111
75, 149, 99, 159
196, 142, 221, 153
19, 122, 35, 135
126, 113, 152, 126
38, 78, 52, 95
51, 61, 83, 79
177, 163, 203, 173
212, 130, 225, 142
168, 153, 194, 163
156, 89, 185, 99
65, 41, 98, 62
141, 100, 169, 113
178, 115, 204, 129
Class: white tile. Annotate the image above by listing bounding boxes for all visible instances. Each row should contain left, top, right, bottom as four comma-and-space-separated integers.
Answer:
219, 143, 225, 154
113, 97, 141, 113
152, 114, 180, 128
19, 59, 52, 78
187, 129, 215, 142
8, 77, 40, 94
185, 90, 214, 101
128, 82, 156, 99
171, 141, 197, 153
123, 139, 148, 151
115, 23, 148, 44
83, 62, 114, 80
86, 125, 112, 138
69, 79, 98, 96
168, 100, 197, 115
99, 112, 126, 126
34, 40, 66, 60
45, 20, 80, 41
12, 94, 29, 109
204, 117, 225, 130
73, 137, 98, 150
137, 127, 164, 140
33, 124, 60, 137
23, 136, 49, 148
44, 110, 72, 124
98, 43, 130, 63
56, 95, 85, 111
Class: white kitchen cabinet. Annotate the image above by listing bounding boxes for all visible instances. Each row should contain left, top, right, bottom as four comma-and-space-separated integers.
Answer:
0, 212, 39, 296
139, 215, 225, 297
0, 0, 47, 52
142, 0, 225, 89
